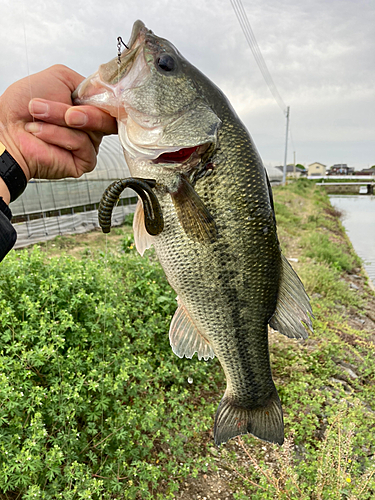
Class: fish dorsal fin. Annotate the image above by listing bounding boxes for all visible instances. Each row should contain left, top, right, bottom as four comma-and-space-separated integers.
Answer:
133, 199, 154, 256
269, 255, 314, 339
170, 176, 217, 243
169, 299, 215, 361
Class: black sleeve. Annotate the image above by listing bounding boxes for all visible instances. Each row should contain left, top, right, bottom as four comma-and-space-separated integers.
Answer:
0, 197, 17, 262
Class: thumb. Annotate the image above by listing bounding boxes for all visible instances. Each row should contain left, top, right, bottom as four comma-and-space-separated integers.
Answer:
65, 105, 118, 135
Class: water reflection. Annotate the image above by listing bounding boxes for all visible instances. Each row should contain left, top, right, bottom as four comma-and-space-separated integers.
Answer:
329, 195, 375, 286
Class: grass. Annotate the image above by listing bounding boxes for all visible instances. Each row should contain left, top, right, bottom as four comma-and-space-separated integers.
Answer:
301, 232, 357, 272
228, 179, 375, 499
0, 179, 374, 498
232, 405, 375, 500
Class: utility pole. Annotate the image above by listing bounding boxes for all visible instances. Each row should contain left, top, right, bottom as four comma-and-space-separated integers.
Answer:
282, 106, 290, 185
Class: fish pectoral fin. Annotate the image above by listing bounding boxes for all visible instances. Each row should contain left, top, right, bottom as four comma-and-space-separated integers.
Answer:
214, 389, 284, 446
269, 254, 314, 339
169, 299, 215, 361
133, 199, 154, 256
170, 176, 217, 243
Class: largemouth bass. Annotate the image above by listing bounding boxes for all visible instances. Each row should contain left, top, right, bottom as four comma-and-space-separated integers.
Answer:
73, 20, 313, 446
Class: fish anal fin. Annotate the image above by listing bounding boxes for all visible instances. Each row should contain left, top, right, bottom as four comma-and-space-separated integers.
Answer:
269, 254, 314, 339
170, 176, 217, 243
214, 389, 284, 446
133, 199, 154, 256
169, 299, 215, 361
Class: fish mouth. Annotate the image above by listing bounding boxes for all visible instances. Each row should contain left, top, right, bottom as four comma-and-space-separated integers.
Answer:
72, 20, 148, 109
154, 146, 200, 164
153, 144, 211, 171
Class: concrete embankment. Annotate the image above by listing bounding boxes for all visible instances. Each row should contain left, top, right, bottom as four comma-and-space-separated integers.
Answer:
317, 181, 374, 195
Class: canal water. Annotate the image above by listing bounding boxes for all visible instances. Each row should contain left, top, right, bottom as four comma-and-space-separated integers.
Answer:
329, 195, 375, 286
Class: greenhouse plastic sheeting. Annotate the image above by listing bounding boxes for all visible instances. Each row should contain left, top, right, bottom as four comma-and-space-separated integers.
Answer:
10, 136, 132, 217
266, 165, 283, 184
10, 179, 135, 216
13, 204, 136, 249
9, 136, 139, 248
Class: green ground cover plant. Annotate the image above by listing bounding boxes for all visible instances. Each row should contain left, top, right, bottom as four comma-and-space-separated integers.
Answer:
0, 179, 374, 499
0, 246, 222, 499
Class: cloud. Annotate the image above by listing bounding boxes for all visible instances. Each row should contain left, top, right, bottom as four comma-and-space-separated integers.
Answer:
1, 0, 374, 168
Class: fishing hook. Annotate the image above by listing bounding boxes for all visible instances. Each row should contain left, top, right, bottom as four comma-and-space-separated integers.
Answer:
117, 36, 129, 65
98, 177, 164, 235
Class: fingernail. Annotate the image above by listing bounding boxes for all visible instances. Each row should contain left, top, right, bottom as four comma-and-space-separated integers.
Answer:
29, 99, 49, 116
66, 109, 88, 127
25, 122, 42, 134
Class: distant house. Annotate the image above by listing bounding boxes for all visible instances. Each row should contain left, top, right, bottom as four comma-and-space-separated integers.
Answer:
355, 168, 375, 176
328, 164, 354, 175
308, 162, 326, 176
275, 164, 306, 179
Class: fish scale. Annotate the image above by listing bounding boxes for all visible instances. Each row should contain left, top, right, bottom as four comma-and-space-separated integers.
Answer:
73, 19, 313, 446
151, 106, 283, 443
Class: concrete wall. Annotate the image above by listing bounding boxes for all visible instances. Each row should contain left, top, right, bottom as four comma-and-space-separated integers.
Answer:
319, 183, 374, 195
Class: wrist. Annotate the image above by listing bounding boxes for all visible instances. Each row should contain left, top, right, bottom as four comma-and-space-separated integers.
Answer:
0, 176, 10, 204
0, 124, 31, 181
0, 90, 31, 181
0, 141, 28, 203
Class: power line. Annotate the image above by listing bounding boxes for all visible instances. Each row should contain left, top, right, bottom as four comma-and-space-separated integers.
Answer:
230, 0, 287, 114
230, 0, 293, 180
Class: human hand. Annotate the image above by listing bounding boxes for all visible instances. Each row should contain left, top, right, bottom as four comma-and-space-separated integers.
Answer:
0, 64, 117, 184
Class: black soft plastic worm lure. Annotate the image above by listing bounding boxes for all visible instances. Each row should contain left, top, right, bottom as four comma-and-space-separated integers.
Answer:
98, 177, 164, 235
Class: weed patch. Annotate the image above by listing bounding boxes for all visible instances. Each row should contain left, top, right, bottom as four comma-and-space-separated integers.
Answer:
301, 232, 357, 272
231, 404, 375, 499
0, 247, 222, 499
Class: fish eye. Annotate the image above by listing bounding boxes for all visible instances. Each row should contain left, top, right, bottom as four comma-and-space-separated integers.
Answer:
157, 54, 175, 72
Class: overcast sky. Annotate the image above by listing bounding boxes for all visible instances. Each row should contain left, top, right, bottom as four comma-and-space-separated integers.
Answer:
1, 0, 374, 169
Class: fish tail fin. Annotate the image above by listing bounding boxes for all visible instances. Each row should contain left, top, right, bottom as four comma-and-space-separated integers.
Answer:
214, 389, 284, 446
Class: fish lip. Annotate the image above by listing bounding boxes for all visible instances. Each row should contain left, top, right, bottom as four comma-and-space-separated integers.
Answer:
127, 20, 149, 48
72, 20, 149, 106
72, 72, 113, 103
72, 48, 145, 107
